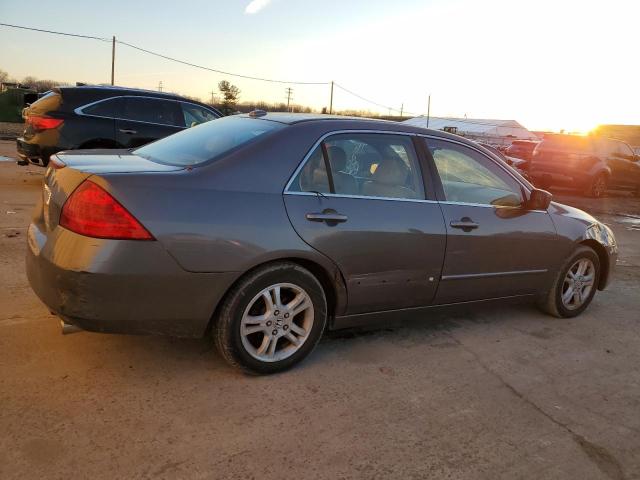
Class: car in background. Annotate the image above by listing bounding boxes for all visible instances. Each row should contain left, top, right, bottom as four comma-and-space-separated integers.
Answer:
16, 86, 221, 166
27, 113, 617, 374
506, 140, 539, 166
479, 143, 531, 180
529, 134, 640, 197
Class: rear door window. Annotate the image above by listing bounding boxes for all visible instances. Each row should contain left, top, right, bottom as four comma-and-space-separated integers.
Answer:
122, 97, 183, 127
289, 133, 424, 200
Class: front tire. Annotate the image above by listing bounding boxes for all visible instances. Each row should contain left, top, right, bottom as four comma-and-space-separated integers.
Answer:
538, 246, 600, 318
214, 262, 327, 374
585, 173, 608, 198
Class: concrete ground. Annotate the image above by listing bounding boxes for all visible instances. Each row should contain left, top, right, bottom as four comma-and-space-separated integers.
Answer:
0, 140, 639, 479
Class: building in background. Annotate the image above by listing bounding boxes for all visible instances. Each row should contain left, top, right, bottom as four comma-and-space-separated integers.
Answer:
404, 116, 538, 146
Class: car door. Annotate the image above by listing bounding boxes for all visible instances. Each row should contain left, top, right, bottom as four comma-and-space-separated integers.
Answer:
115, 97, 184, 148
608, 141, 640, 189
284, 132, 446, 315
422, 137, 559, 304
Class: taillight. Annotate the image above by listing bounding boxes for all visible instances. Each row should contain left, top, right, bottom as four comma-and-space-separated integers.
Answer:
27, 115, 64, 132
60, 181, 154, 240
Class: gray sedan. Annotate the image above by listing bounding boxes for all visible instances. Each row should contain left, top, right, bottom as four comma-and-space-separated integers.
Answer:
26, 112, 618, 374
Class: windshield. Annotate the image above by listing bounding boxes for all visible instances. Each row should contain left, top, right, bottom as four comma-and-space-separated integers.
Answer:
134, 116, 285, 166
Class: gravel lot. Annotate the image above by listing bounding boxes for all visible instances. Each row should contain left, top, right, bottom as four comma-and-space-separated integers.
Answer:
0, 140, 639, 479
0, 122, 23, 140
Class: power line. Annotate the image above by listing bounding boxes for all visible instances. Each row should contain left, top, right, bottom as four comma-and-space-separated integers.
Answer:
334, 83, 412, 115
0, 22, 528, 128
115, 39, 329, 85
0, 22, 110, 42
0, 22, 329, 85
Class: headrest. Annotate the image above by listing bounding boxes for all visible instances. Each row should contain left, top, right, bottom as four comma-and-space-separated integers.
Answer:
372, 158, 408, 185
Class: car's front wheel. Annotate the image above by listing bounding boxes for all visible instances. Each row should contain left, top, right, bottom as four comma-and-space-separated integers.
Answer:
214, 262, 327, 374
539, 246, 600, 318
586, 173, 608, 198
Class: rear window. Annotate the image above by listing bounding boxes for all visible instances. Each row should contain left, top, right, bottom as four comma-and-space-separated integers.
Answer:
134, 116, 285, 166
28, 91, 61, 115
538, 135, 594, 153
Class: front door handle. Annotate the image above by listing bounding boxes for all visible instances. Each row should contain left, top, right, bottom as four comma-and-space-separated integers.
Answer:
305, 212, 348, 224
450, 218, 479, 231
119, 128, 137, 135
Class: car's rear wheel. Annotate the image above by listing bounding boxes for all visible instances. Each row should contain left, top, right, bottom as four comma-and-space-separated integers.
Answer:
586, 173, 608, 198
538, 246, 600, 318
214, 262, 327, 374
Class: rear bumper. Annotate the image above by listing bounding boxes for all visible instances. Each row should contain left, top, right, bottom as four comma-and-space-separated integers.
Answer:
26, 223, 239, 337
16, 138, 58, 167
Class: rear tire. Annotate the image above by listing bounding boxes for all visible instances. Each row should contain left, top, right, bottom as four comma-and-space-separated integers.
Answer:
213, 262, 327, 374
585, 173, 608, 198
538, 246, 600, 318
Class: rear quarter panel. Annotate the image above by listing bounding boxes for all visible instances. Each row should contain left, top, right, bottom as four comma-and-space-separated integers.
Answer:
93, 122, 346, 303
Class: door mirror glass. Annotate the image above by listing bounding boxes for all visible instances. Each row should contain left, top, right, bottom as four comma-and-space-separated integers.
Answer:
527, 188, 552, 210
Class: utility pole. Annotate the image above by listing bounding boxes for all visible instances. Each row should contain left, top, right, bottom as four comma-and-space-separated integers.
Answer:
329, 81, 334, 114
400, 103, 404, 118
158, 81, 163, 92
426, 94, 431, 128
285, 87, 293, 112
111, 36, 116, 86
210, 90, 217, 105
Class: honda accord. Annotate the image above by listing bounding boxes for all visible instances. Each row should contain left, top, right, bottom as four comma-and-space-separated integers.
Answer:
26, 112, 618, 373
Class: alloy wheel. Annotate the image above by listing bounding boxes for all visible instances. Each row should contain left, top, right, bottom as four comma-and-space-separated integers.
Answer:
593, 176, 607, 197
240, 283, 314, 362
561, 258, 596, 310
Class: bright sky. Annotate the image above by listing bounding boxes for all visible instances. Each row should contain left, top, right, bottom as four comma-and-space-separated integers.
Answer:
1, 0, 638, 132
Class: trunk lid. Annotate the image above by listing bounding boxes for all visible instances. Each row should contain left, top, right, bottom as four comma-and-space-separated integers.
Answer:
37, 151, 183, 234
53, 150, 185, 174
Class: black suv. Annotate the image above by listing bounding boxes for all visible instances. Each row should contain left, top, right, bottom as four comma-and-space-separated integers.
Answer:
529, 134, 640, 197
17, 86, 221, 166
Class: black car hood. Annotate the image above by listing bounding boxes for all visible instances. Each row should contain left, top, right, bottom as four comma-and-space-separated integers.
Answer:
53, 149, 184, 174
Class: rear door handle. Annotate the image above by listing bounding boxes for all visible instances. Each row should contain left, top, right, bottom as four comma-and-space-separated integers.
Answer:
450, 219, 479, 231
305, 212, 348, 223
119, 128, 137, 135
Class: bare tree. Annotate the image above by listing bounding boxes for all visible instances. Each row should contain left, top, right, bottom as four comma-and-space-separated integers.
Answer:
0, 69, 10, 85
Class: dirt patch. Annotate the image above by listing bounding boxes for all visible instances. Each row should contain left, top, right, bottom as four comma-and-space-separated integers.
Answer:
0, 122, 23, 140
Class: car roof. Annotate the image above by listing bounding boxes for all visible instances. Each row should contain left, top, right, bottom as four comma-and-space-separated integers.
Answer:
56, 85, 214, 105
237, 112, 397, 125
236, 112, 469, 142
64, 85, 184, 98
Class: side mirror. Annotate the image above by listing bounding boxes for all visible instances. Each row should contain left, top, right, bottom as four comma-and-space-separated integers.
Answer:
527, 188, 552, 210
633, 154, 640, 162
